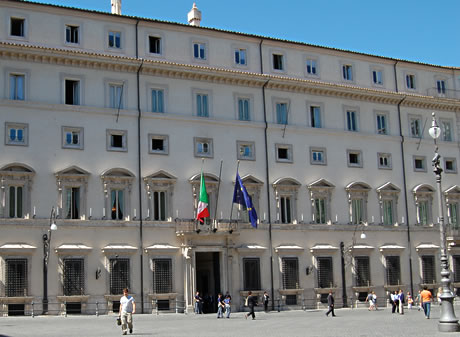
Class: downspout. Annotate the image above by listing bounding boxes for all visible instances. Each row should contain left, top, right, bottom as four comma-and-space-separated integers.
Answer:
394, 61, 413, 296
135, 19, 145, 314
259, 39, 275, 310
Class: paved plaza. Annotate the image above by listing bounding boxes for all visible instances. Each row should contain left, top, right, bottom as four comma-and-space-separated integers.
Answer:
0, 306, 457, 337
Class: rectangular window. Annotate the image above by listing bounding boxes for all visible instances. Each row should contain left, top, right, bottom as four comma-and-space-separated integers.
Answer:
454, 256, 460, 282
347, 150, 362, 167
9, 74, 25, 100
310, 106, 321, 128
237, 141, 255, 161
273, 54, 284, 70
10, 18, 25, 37
414, 157, 426, 172
385, 256, 401, 286
65, 187, 80, 219
276, 103, 288, 124
450, 203, 459, 229
109, 84, 123, 109
346, 110, 358, 131
238, 98, 250, 121
410, 117, 421, 138
276, 144, 293, 163
280, 196, 292, 224
243, 258, 261, 291
6, 259, 27, 297
151, 89, 164, 113
376, 114, 387, 135
196, 94, 209, 117
378, 153, 392, 169
107, 130, 127, 152
149, 134, 168, 155
355, 256, 370, 287
311, 148, 326, 165
65, 25, 79, 44
153, 191, 166, 221
6, 123, 27, 146
422, 255, 436, 284
111, 189, 124, 220
9, 186, 23, 218
351, 199, 363, 225
193, 42, 206, 60
194, 137, 213, 158
406, 74, 416, 89
383, 200, 393, 225
437, 80, 446, 95
152, 259, 172, 294
306, 59, 317, 75
282, 257, 299, 289
62, 127, 83, 149
108, 31, 121, 48
418, 201, 429, 225
149, 36, 161, 54
372, 70, 383, 85
234, 48, 246, 65
441, 120, 452, 142
317, 257, 333, 288
111, 135, 123, 148
65, 80, 80, 105
314, 198, 326, 223
110, 258, 130, 295
342, 65, 353, 81
63, 258, 84, 296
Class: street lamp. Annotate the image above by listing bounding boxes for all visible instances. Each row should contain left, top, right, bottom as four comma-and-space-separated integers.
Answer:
429, 112, 459, 332
43, 206, 58, 315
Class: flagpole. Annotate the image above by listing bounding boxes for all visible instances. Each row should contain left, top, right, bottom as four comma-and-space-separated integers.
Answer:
229, 160, 240, 222
212, 160, 223, 232
195, 158, 204, 232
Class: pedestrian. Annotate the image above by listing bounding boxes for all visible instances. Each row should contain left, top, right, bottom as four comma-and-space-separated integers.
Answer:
407, 292, 413, 310
391, 291, 399, 314
365, 291, 375, 311
263, 291, 270, 312
217, 293, 224, 318
437, 286, 442, 305
372, 291, 378, 310
415, 290, 422, 311
398, 289, 405, 315
224, 294, 231, 318
420, 286, 433, 319
325, 290, 336, 317
119, 288, 135, 336
245, 291, 258, 320
194, 291, 203, 314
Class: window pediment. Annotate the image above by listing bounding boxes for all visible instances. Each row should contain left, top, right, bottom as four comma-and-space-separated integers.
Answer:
239, 174, 263, 186
189, 173, 219, 186
307, 178, 334, 190
413, 184, 435, 194
376, 182, 400, 194
0, 163, 35, 177
101, 168, 135, 179
144, 170, 177, 183
55, 165, 90, 178
346, 181, 371, 192
273, 177, 301, 187
445, 185, 460, 195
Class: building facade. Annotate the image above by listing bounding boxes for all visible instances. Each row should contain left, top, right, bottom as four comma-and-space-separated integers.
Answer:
1, 0, 460, 316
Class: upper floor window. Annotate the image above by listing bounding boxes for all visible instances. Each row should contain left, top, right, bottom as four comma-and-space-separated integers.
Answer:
275, 144, 293, 163
109, 84, 123, 109
0, 164, 34, 219
376, 113, 387, 135
409, 116, 422, 138
437, 80, 446, 95
444, 158, 457, 174
8, 186, 23, 218
310, 147, 326, 165
347, 150, 363, 168
238, 98, 250, 121
377, 182, 400, 226
194, 137, 213, 158
193, 42, 206, 60
378, 153, 392, 170
406, 74, 416, 89
108, 31, 121, 49
65, 25, 79, 44
196, 94, 209, 117
237, 141, 255, 161
310, 106, 321, 128
107, 129, 127, 152
234, 48, 247, 65
149, 36, 161, 54
276, 102, 288, 125
5, 122, 28, 146
149, 134, 169, 155
273, 178, 300, 224
9, 74, 25, 100
342, 64, 353, 81
10, 18, 25, 37
62, 126, 83, 150
145, 170, 176, 221
346, 182, 371, 225
413, 156, 426, 172
273, 54, 284, 71
151, 89, 164, 113
372, 69, 383, 85
65, 79, 80, 105
307, 178, 334, 224
441, 120, 453, 142
346, 110, 358, 131
55, 166, 89, 220
306, 59, 317, 76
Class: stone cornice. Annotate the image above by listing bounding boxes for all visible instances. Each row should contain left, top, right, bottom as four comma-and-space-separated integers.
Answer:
2, 42, 460, 112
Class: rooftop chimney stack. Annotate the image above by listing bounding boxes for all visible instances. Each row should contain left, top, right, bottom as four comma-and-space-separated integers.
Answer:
111, 0, 121, 15
187, 3, 202, 26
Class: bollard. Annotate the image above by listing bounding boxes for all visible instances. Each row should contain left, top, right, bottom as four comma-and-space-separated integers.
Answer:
277, 298, 280, 312
155, 299, 159, 316
96, 301, 99, 317
64, 301, 67, 317
31, 301, 34, 318
175, 299, 178, 314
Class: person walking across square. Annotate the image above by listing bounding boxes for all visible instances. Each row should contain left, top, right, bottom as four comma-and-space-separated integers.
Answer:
325, 290, 336, 317
119, 288, 135, 335
421, 286, 433, 319
245, 291, 257, 320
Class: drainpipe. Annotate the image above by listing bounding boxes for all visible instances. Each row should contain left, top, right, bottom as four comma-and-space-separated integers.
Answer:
394, 61, 413, 296
135, 19, 145, 314
259, 39, 275, 310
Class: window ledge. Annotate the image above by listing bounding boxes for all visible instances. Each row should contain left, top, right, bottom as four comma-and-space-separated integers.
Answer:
0, 296, 34, 304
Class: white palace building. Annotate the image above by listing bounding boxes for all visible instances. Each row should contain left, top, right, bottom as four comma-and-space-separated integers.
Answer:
1, 0, 460, 316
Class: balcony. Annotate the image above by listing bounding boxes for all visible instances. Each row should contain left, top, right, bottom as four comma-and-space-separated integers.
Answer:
175, 218, 239, 236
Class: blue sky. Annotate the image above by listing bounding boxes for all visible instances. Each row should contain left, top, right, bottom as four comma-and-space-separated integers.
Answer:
30, 0, 460, 67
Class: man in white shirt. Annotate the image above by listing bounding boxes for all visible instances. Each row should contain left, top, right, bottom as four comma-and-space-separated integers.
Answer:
119, 288, 136, 335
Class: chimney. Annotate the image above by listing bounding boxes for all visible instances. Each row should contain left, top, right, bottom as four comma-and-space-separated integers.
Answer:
187, 3, 202, 26
111, 0, 121, 15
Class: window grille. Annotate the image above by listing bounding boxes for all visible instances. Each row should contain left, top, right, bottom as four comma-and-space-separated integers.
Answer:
152, 259, 172, 294
63, 258, 84, 296
422, 255, 436, 284
453, 256, 460, 283
355, 256, 370, 287
385, 256, 401, 286
243, 258, 261, 291
282, 257, 299, 289
110, 258, 130, 295
317, 257, 333, 288
6, 259, 27, 297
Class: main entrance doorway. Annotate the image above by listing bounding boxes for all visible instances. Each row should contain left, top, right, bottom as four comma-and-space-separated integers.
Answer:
195, 252, 221, 313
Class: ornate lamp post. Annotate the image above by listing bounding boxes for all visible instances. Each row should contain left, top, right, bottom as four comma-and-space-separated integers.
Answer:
429, 112, 459, 332
42, 207, 58, 315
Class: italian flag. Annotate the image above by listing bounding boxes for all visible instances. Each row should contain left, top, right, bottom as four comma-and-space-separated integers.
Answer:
196, 171, 210, 223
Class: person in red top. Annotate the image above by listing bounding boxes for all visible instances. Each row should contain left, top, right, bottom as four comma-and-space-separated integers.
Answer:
420, 286, 433, 319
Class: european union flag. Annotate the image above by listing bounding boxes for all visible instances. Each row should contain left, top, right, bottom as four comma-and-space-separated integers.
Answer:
233, 172, 258, 228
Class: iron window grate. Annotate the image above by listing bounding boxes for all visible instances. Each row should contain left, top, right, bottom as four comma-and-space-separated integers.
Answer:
282, 257, 299, 289
355, 256, 370, 287
63, 258, 84, 296
110, 258, 130, 295
243, 258, 261, 291
422, 255, 436, 284
6, 259, 27, 297
385, 256, 401, 286
152, 259, 172, 294
317, 257, 333, 288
